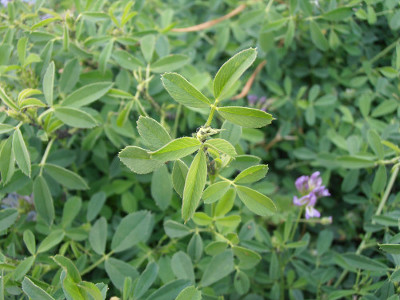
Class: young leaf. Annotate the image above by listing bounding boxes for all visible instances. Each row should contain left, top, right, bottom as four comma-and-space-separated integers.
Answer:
171, 251, 195, 283
37, 230, 65, 253
0, 208, 18, 232
204, 138, 237, 157
137, 116, 172, 150
59, 59, 81, 94
87, 192, 107, 222
150, 137, 201, 162
0, 124, 14, 134
232, 246, 261, 269
105, 257, 139, 291
119, 146, 163, 174
12, 128, 31, 177
215, 188, 236, 216
0, 137, 15, 184
89, 217, 108, 255
200, 250, 234, 286
161, 73, 211, 108
367, 129, 384, 160
133, 262, 159, 299
175, 286, 201, 300
322, 7, 353, 21
61, 196, 82, 227
202, 181, 231, 204
236, 185, 276, 216
163, 220, 191, 238
151, 165, 172, 210
213, 48, 257, 100
310, 21, 329, 51
61, 82, 113, 107
99, 40, 113, 74
0, 87, 18, 110
33, 175, 55, 226
113, 50, 144, 70
172, 160, 188, 197
140, 35, 155, 62
151, 54, 189, 73
44, 163, 88, 190
54, 106, 98, 128
23, 230, 36, 255
53, 255, 81, 283
111, 211, 153, 252
22, 277, 55, 300
217, 106, 273, 128
17, 37, 28, 65
234, 164, 269, 184
145, 279, 190, 300
182, 150, 207, 221
43, 61, 55, 106
14, 256, 35, 281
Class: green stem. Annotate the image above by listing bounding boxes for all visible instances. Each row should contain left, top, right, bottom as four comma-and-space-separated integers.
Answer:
39, 139, 54, 175
289, 207, 304, 241
334, 164, 399, 288
81, 252, 113, 276
205, 105, 217, 127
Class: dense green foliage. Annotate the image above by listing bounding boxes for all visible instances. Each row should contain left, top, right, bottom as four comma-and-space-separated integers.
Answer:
0, 0, 400, 299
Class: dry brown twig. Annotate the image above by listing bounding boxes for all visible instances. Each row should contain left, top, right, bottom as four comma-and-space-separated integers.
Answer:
171, 4, 246, 32
232, 60, 267, 100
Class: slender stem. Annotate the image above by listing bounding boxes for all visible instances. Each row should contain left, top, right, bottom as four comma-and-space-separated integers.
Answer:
39, 139, 54, 175
81, 252, 113, 276
172, 104, 182, 139
334, 164, 400, 288
205, 104, 217, 127
289, 207, 304, 241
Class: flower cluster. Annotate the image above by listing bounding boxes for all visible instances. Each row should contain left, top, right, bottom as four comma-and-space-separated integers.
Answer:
247, 94, 268, 111
293, 171, 330, 219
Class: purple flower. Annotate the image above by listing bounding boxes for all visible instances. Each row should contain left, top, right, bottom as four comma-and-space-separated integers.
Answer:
309, 171, 322, 189
247, 94, 258, 105
293, 193, 317, 207
1, 0, 10, 7
258, 96, 267, 104
314, 186, 330, 197
305, 206, 321, 219
295, 175, 309, 193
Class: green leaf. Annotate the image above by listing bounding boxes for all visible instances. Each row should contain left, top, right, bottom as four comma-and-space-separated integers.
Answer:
12, 128, 31, 177
60, 269, 84, 300
215, 188, 236, 217
372, 165, 387, 194
0, 208, 18, 232
43, 61, 55, 106
89, 217, 107, 255
23, 230, 36, 255
202, 181, 231, 204
44, 163, 88, 190
105, 257, 139, 291
54, 106, 98, 128
234, 270, 250, 295
151, 54, 189, 73
200, 250, 234, 286
371, 99, 398, 117
171, 251, 195, 283
87, 192, 107, 222
161, 73, 211, 108
111, 211, 153, 252
137, 116, 172, 151
22, 277, 55, 300
113, 50, 144, 70
220, 120, 242, 145
0, 87, 18, 110
192, 212, 213, 226
0, 124, 14, 134
19, 98, 46, 108
119, 146, 163, 174
310, 21, 329, 51
172, 160, 188, 197
204, 138, 237, 157
342, 253, 387, 272
151, 165, 172, 210
213, 48, 257, 100
379, 244, 400, 254
164, 220, 191, 238
151, 137, 201, 162
59, 59, 81, 94
217, 107, 273, 128
215, 215, 241, 228
187, 233, 203, 261
337, 156, 375, 169
322, 7, 353, 21
175, 286, 201, 300
37, 229, 64, 253
140, 35, 156, 62
133, 262, 159, 299
367, 130, 384, 160
236, 185, 276, 216
182, 150, 207, 221
17, 37, 27, 65
234, 164, 269, 184
233, 246, 261, 269
31, 17, 60, 30
33, 175, 55, 227
78, 282, 103, 300
99, 40, 113, 74
61, 82, 113, 107
53, 255, 81, 283
0, 137, 15, 184
145, 279, 190, 300
61, 196, 82, 227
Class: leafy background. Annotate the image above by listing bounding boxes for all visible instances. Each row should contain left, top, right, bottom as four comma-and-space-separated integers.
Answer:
0, 0, 399, 299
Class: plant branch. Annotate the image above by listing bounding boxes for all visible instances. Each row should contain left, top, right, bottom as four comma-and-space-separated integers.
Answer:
232, 60, 266, 100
